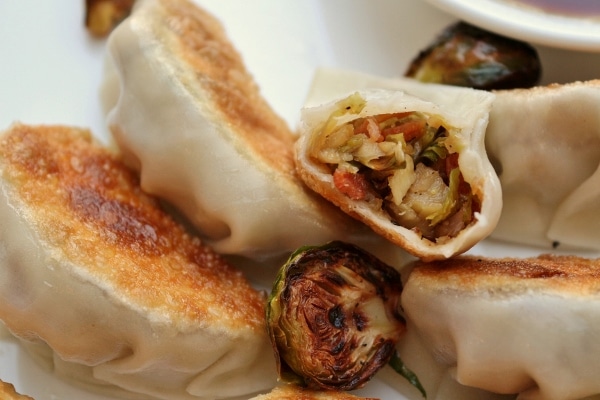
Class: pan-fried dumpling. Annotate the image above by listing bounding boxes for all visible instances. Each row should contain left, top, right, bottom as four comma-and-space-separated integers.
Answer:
378, 326, 512, 400
485, 80, 600, 250
248, 384, 376, 400
0, 380, 34, 400
101, 0, 407, 265
295, 68, 501, 260
0, 123, 276, 400
402, 254, 600, 400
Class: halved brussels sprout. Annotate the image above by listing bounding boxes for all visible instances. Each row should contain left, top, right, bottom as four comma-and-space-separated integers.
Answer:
405, 22, 541, 90
266, 241, 405, 391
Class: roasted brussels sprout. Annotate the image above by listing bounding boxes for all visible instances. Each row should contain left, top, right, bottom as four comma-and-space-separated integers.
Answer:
405, 22, 541, 90
266, 241, 405, 391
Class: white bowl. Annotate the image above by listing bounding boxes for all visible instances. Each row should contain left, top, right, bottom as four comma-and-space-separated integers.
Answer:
424, 0, 600, 52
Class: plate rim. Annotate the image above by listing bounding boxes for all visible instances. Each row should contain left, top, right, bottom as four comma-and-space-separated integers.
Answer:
424, 0, 600, 52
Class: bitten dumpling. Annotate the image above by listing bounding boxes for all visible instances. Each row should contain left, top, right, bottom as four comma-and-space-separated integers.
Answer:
296, 69, 501, 260
0, 123, 276, 400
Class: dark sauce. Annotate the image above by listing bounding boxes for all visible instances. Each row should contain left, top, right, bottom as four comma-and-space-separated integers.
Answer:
510, 0, 600, 17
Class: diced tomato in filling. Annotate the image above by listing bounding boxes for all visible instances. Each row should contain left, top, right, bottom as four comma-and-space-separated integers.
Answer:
445, 152, 460, 175
353, 118, 371, 135
333, 169, 370, 201
352, 117, 382, 142
352, 112, 426, 142
381, 119, 426, 141
445, 153, 472, 196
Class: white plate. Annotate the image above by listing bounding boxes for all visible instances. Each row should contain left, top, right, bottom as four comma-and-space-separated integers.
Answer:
1, 1, 600, 400
425, 0, 600, 52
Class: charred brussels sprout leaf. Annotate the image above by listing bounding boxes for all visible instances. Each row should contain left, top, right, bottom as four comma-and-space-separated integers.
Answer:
405, 22, 541, 90
389, 351, 427, 398
266, 241, 406, 391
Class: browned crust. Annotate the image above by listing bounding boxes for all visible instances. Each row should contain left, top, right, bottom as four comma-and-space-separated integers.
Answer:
0, 123, 266, 330
0, 380, 34, 400
156, 0, 298, 180
251, 384, 378, 400
85, 0, 135, 37
408, 254, 600, 295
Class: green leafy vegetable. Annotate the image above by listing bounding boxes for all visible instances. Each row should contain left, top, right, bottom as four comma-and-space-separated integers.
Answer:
388, 351, 427, 398
427, 167, 460, 226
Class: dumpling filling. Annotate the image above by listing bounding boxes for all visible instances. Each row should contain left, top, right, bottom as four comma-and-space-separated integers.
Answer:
308, 94, 480, 242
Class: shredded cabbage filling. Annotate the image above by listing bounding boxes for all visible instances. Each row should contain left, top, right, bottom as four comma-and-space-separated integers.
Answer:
310, 105, 480, 241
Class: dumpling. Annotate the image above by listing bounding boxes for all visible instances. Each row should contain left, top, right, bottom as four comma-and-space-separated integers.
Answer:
377, 326, 513, 400
101, 0, 407, 265
485, 80, 600, 250
0, 380, 34, 400
295, 68, 501, 260
307, 71, 600, 252
0, 123, 276, 400
401, 254, 600, 400
248, 384, 377, 400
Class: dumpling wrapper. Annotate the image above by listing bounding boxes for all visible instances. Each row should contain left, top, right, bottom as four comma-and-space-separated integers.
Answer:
376, 324, 513, 400
296, 68, 501, 260
485, 80, 600, 250
248, 384, 377, 400
101, 0, 407, 265
0, 124, 276, 400
402, 255, 600, 400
